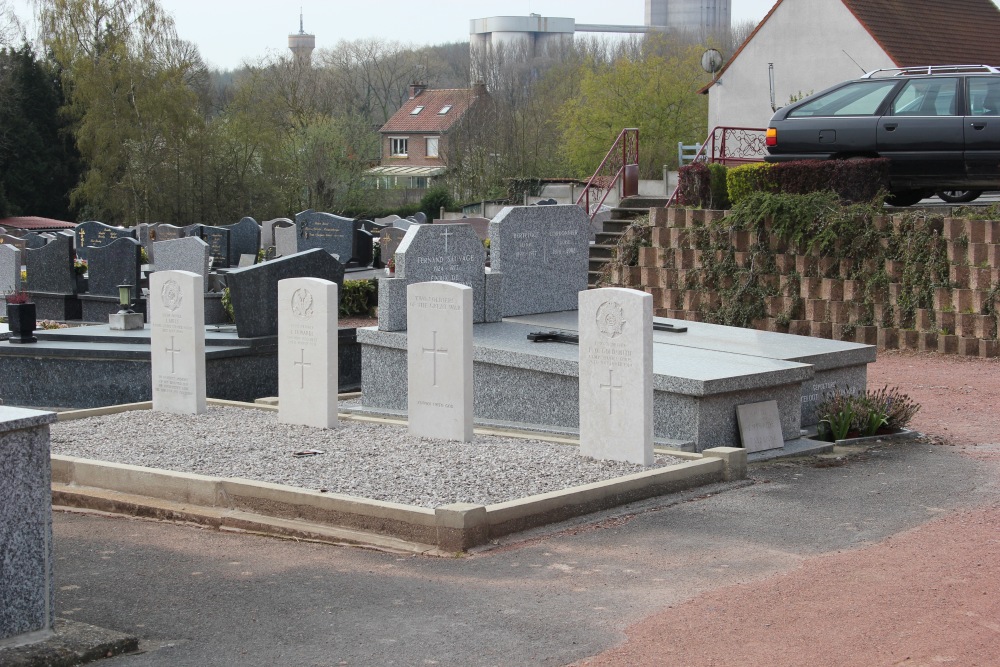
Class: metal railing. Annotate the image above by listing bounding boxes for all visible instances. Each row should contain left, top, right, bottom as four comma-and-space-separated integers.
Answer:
575, 128, 639, 220
667, 126, 767, 206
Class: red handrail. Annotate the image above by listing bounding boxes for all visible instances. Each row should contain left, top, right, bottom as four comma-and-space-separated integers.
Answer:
575, 128, 639, 220
666, 126, 767, 206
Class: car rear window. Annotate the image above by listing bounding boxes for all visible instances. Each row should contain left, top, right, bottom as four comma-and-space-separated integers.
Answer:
788, 81, 898, 118
969, 77, 1000, 116
891, 77, 959, 116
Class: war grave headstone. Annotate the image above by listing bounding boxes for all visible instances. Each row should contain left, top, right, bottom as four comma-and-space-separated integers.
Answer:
0, 234, 28, 250
294, 209, 355, 261
261, 218, 293, 249
736, 400, 784, 453
407, 281, 473, 442
74, 221, 137, 261
226, 248, 345, 339
199, 226, 231, 269
222, 217, 261, 267
377, 223, 501, 332
274, 223, 298, 257
278, 277, 339, 429
155, 224, 184, 242
0, 244, 20, 295
0, 406, 58, 643
79, 237, 143, 322
489, 204, 591, 317
150, 270, 206, 414
380, 227, 407, 266
578, 287, 653, 465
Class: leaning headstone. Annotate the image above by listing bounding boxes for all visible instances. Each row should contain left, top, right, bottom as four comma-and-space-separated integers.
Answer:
223, 217, 261, 267
238, 254, 256, 268
380, 227, 407, 265
86, 237, 142, 297
261, 217, 293, 248
0, 406, 58, 643
155, 224, 184, 242
407, 281, 473, 442
736, 400, 784, 453
150, 270, 206, 414
0, 244, 20, 295
294, 209, 355, 261
489, 205, 591, 317
24, 232, 75, 294
578, 287, 653, 466
274, 223, 298, 258
226, 248, 345, 338
74, 220, 136, 261
278, 277, 339, 429
151, 236, 210, 278
199, 225, 231, 269
378, 223, 497, 331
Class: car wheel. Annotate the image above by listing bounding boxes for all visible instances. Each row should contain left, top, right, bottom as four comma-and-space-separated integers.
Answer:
885, 190, 927, 207
936, 190, 982, 203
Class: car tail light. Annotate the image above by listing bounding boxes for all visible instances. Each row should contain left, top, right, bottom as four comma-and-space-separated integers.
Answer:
766, 128, 777, 146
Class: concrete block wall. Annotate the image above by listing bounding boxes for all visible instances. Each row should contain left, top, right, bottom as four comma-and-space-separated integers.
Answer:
610, 208, 1000, 358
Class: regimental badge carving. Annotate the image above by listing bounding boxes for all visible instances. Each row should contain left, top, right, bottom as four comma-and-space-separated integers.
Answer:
596, 301, 626, 339
161, 279, 183, 312
291, 288, 314, 319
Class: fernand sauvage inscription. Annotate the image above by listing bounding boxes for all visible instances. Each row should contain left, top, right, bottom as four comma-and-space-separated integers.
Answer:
587, 300, 632, 415
155, 278, 193, 398
414, 255, 478, 283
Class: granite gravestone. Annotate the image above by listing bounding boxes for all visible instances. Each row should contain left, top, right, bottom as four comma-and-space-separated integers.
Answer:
380, 227, 407, 265
24, 232, 76, 294
294, 209, 355, 261
0, 244, 20, 294
274, 223, 298, 258
151, 236, 210, 278
155, 224, 184, 242
412, 212, 428, 224
150, 270, 206, 414
490, 205, 591, 317
200, 226, 231, 269
278, 277, 339, 429
461, 217, 491, 241
407, 281, 474, 442
74, 221, 136, 261
578, 287, 653, 466
393, 218, 416, 231
86, 237, 142, 297
374, 214, 401, 225
377, 223, 500, 332
261, 217, 293, 248
223, 217, 261, 267
354, 228, 374, 266
226, 248, 345, 338
22, 232, 49, 249
1, 234, 28, 250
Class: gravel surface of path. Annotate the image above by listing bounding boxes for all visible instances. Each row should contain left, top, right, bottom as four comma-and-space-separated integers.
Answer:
50, 407, 681, 508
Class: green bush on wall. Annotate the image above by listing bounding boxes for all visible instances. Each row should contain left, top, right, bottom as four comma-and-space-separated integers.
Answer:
727, 163, 776, 206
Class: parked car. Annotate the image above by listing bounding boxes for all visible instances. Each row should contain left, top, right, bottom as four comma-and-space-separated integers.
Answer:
765, 65, 1000, 206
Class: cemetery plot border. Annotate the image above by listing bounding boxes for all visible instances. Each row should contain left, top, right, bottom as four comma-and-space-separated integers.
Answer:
49, 400, 745, 553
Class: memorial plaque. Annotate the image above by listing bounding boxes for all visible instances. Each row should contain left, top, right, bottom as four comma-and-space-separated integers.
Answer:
736, 400, 784, 453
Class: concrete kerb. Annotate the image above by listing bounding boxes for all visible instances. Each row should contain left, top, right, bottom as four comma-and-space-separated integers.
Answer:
50, 400, 748, 553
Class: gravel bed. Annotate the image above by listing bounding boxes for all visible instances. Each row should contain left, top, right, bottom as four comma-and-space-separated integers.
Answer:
51, 406, 683, 508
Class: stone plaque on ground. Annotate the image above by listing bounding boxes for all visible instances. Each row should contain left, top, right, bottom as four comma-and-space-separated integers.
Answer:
24, 232, 76, 294
278, 277, 339, 429
74, 221, 136, 261
578, 287, 653, 465
87, 237, 142, 297
736, 400, 784, 453
151, 236, 210, 278
261, 217, 292, 248
200, 226, 231, 268
0, 244, 20, 294
223, 217, 261, 266
294, 209, 355, 261
407, 281, 473, 442
274, 223, 298, 258
377, 223, 496, 331
150, 270, 206, 414
227, 248, 345, 338
380, 227, 406, 264
490, 205, 591, 317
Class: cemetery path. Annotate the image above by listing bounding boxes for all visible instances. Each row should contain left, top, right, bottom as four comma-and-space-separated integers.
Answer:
49, 353, 1000, 666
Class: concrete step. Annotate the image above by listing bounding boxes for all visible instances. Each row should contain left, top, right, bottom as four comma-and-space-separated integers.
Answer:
617, 195, 672, 209
590, 244, 617, 260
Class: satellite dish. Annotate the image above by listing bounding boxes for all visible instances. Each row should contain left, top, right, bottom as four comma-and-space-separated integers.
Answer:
701, 49, 724, 74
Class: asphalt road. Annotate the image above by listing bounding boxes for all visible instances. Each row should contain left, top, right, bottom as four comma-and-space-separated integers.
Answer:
51, 439, 991, 667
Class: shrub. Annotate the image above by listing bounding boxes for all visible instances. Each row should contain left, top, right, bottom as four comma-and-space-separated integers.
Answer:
815, 385, 919, 441
727, 163, 776, 206
726, 158, 889, 206
339, 278, 378, 318
707, 163, 730, 210
677, 162, 711, 207
419, 186, 454, 222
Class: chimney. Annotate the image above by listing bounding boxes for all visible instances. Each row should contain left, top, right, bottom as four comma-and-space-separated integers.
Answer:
409, 82, 426, 99
472, 81, 487, 98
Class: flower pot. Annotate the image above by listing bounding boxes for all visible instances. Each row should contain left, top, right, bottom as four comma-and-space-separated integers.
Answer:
6, 302, 37, 344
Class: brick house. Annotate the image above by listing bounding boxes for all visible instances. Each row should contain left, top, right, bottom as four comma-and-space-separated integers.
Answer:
369, 83, 489, 189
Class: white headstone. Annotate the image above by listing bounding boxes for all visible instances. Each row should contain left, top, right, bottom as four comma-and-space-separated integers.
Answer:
578, 287, 653, 465
0, 244, 20, 295
274, 223, 298, 258
406, 281, 473, 442
150, 270, 206, 414
278, 277, 339, 429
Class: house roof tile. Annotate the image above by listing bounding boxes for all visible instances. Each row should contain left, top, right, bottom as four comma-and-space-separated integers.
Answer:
380, 88, 479, 134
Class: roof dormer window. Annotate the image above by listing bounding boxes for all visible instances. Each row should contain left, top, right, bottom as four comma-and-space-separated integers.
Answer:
438, 105, 452, 114
410, 106, 424, 115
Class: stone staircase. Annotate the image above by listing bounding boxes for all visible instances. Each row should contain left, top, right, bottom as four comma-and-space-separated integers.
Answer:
588, 196, 672, 287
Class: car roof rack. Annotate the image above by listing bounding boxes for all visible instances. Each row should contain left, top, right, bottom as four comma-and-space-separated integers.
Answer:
861, 65, 1000, 78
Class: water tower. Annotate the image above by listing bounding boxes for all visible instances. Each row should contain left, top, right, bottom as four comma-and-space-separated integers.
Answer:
288, 10, 315, 65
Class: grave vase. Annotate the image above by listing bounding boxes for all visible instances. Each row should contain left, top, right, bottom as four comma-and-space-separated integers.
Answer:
6, 301, 37, 344
75, 274, 88, 294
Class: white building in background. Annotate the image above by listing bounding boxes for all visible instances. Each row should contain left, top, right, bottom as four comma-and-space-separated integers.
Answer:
645, 0, 731, 35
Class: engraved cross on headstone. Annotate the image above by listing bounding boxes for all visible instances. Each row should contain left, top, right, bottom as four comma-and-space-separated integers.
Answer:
294, 348, 311, 389
441, 227, 453, 253
422, 330, 449, 387
166, 336, 182, 375
600, 367, 623, 415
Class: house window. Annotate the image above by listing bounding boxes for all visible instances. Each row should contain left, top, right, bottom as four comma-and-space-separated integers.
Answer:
426, 136, 439, 158
410, 106, 424, 115
390, 137, 408, 157
438, 105, 452, 114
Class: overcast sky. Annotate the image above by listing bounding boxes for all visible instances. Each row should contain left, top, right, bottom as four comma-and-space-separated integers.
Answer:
9, 0, 780, 70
